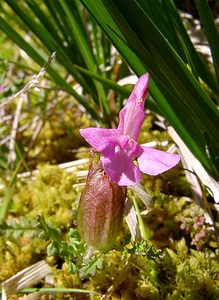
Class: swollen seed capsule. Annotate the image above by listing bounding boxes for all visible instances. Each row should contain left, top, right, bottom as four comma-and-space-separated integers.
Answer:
77, 158, 126, 252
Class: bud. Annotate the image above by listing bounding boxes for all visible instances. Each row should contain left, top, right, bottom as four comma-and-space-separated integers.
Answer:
77, 154, 127, 251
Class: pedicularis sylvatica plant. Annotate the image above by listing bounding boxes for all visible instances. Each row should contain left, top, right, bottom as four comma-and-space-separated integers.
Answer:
78, 73, 180, 250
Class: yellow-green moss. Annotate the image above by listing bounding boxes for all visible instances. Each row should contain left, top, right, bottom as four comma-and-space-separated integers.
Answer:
0, 165, 82, 282
13, 165, 80, 228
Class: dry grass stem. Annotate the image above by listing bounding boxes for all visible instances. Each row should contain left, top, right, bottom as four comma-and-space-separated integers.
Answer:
2, 260, 52, 300
0, 52, 56, 109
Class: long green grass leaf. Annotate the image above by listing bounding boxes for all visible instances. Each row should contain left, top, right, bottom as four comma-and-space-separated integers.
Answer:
80, 0, 219, 179
5, 0, 111, 119
5, 0, 91, 91
194, 0, 219, 84
58, 0, 109, 117
18, 287, 100, 295
162, 0, 219, 97
0, 16, 100, 120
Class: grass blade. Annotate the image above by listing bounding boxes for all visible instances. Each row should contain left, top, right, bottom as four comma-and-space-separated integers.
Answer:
58, 0, 110, 117
162, 0, 219, 97
194, 0, 219, 84
80, 0, 219, 179
0, 16, 100, 120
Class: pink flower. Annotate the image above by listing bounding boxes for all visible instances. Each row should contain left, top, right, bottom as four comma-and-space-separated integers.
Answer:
80, 73, 180, 186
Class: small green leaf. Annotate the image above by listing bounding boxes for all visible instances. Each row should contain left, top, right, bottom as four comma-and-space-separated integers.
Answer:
67, 261, 77, 274
79, 255, 103, 279
59, 241, 71, 260
47, 241, 58, 256
68, 228, 81, 240
68, 229, 81, 252
38, 215, 61, 243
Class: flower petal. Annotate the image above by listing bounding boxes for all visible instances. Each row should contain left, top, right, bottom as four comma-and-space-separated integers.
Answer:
137, 146, 180, 176
131, 73, 149, 103
102, 150, 142, 186
80, 128, 125, 157
118, 101, 145, 141
118, 73, 149, 140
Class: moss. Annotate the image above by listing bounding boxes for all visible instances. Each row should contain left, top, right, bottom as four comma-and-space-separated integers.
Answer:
0, 165, 82, 282
52, 263, 88, 300
0, 235, 47, 281
167, 240, 219, 299
13, 165, 80, 229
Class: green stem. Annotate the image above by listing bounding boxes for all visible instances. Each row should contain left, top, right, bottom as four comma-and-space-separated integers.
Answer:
132, 195, 160, 286
132, 195, 149, 241
15, 287, 99, 295
0, 160, 23, 223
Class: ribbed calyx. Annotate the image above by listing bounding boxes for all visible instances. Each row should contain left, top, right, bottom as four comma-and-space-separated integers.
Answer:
77, 155, 127, 251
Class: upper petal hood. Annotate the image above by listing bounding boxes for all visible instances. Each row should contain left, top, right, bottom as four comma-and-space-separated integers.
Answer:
118, 73, 149, 141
